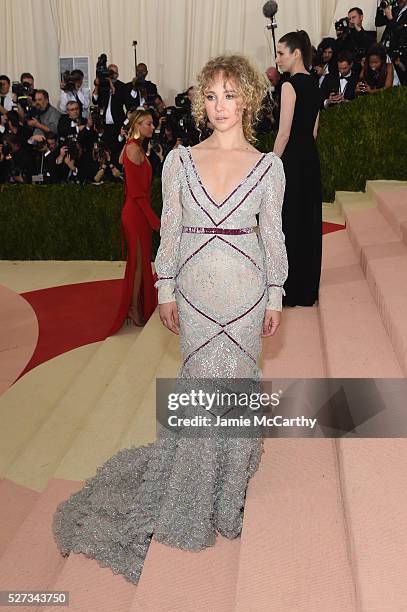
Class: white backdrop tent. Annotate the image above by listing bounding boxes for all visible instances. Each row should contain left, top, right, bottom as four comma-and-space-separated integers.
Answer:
1, 0, 379, 108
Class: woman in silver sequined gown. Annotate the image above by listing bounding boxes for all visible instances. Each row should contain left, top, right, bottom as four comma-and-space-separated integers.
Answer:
52, 55, 288, 585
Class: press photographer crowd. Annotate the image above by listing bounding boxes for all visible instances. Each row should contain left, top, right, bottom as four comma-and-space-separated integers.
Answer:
0, 1, 406, 185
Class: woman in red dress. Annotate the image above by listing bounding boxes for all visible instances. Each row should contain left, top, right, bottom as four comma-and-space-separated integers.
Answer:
108, 110, 160, 334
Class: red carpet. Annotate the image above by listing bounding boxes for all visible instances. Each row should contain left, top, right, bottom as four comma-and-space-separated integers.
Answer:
18, 280, 123, 379
16, 222, 344, 380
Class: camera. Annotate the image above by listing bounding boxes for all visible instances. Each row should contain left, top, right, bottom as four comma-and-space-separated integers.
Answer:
149, 128, 162, 154
335, 17, 351, 36
174, 91, 191, 109
89, 104, 105, 130
59, 134, 79, 160
96, 54, 115, 90
391, 42, 407, 60
11, 81, 32, 113
61, 70, 79, 92
358, 80, 368, 94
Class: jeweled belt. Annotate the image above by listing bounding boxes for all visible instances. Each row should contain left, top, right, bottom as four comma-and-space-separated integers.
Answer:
182, 226, 256, 235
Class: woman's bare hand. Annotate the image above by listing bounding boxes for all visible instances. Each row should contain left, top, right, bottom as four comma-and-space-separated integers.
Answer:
159, 301, 180, 334
262, 309, 281, 337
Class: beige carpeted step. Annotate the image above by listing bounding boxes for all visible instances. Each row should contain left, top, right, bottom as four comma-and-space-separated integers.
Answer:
116, 330, 181, 452
53, 310, 174, 482
0, 260, 124, 293
0, 342, 100, 479
2, 329, 138, 491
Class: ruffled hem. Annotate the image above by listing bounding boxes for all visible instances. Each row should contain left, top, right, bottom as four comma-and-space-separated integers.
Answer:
52, 425, 264, 584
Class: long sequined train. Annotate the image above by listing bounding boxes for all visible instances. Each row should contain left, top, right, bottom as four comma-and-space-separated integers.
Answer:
52, 146, 288, 584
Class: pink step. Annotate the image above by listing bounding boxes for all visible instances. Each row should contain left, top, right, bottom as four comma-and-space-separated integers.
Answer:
46, 553, 135, 612
0, 479, 81, 594
131, 535, 240, 611
402, 220, 407, 247
344, 207, 400, 274
261, 305, 326, 378
376, 189, 407, 245
338, 439, 407, 611
235, 439, 356, 612
320, 232, 402, 377
0, 479, 39, 558
364, 242, 407, 375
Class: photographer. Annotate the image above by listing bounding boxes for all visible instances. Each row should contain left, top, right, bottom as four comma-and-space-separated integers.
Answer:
321, 50, 359, 108
0, 75, 14, 115
376, 0, 407, 84
314, 38, 339, 87
356, 44, 394, 94
59, 69, 90, 117
1, 134, 34, 183
26, 90, 60, 137
20, 72, 35, 90
31, 132, 61, 184
58, 100, 87, 139
92, 61, 130, 164
336, 8, 377, 72
0, 109, 32, 142
55, 139, 86, 183
88, 141, 121, 184
12, 77, 35, 119
126, 63, 158, 108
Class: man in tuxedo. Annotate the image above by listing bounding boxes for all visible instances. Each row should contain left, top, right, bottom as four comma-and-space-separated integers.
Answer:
376, 0, 407, 84
0, 75, 14, 115
57, 100, 87, 140
321, 51, 359, 109
126, 63, 158, 109
91, 63, 131, 163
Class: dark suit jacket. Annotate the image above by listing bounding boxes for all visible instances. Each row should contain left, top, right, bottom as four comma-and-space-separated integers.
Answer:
320, 71, 359, 108
92, 79, 130, 126
336, 28, 377, 58
125, 80, 158, 108
375, 6, 407, 49
57, 115, 86, 139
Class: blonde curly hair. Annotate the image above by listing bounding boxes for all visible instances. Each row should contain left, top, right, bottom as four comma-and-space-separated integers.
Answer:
191, 54, 269, 144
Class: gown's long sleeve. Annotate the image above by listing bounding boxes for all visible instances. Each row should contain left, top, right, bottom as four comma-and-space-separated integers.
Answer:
154, 148, 183, 304
259, 154, 288, 311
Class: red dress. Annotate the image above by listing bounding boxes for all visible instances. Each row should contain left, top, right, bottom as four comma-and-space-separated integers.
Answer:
108, 138, 161, 335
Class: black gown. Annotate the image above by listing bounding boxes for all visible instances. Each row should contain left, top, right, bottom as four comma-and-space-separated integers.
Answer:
280, 73, 322, 307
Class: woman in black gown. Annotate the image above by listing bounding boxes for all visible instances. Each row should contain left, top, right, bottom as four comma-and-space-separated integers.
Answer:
273, 30, 322, 307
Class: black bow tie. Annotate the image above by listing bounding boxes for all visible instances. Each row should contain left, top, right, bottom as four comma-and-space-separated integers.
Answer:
340, 76, 351, 82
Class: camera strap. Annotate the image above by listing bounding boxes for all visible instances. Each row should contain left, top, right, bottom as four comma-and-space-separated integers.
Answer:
72, 91, 83, 113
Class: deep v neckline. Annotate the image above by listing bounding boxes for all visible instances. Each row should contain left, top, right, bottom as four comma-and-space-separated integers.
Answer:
186, 145, 266, 208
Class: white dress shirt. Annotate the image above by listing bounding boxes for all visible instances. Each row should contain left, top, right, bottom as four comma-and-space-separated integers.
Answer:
60, 87, 90, 117
0, 91, 14, 112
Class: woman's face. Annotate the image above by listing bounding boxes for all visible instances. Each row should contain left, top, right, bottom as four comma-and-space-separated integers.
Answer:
369, 55, 383, 72
276, 42, 297, 72
203, 72, 245, 133
138, 114, 154, 138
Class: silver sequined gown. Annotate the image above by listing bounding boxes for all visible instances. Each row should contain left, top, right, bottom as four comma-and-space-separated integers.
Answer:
52, 145, 288, 584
